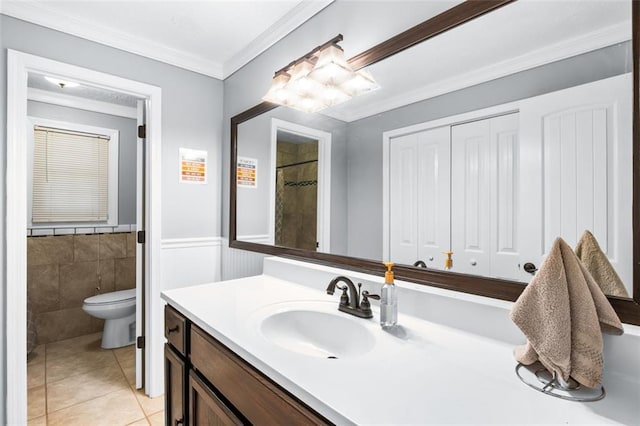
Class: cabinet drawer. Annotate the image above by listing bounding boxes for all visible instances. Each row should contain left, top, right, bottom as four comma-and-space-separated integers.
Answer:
165, 305, 187, 356
190, 325, 328, 425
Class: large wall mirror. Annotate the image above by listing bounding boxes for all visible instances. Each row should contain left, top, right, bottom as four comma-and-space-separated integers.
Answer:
231, 0, 640, 324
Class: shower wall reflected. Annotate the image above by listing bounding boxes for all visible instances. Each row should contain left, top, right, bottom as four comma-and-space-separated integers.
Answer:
275, 134, 318, 251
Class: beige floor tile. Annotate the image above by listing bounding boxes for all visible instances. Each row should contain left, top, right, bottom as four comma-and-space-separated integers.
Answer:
122, 363, 136, 385
28, 385, 46, 420
47, 388, 144, 426
147, 411, 165, 426
27, 415, 47, 426
114, 344, 135, 368
45, 332, 103, 360
46, 348, 118, 384
126, 419, 149, 426
133, 388, 164, 416
28, 360, 46, 389
47, 363, 130, 413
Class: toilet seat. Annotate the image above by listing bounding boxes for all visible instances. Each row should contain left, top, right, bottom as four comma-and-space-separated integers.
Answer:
84, 288, 136, 306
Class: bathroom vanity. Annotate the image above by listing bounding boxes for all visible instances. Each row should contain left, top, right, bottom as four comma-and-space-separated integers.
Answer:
164, 304, 327, 425
162, 257, 640, 425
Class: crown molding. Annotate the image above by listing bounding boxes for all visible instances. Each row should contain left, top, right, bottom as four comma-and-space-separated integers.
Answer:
1, 1, 224, 78
323, 20, 632, 123
28, 87, 138, 119
223, 0, 334, 78
1, 1, 333, 80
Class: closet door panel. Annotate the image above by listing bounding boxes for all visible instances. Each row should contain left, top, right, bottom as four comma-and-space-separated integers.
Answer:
519, 74, 632, 289
451, 120, 491, 277
416, 127, 451, 269
390, 133, 418, 265
491, 114, 521, 281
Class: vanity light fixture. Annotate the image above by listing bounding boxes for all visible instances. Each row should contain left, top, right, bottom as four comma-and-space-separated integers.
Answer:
263, 34, 378, 113
44, 76, 79, 89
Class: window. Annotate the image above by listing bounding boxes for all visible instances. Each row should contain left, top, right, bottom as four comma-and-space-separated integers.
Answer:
28, 118, 119, 227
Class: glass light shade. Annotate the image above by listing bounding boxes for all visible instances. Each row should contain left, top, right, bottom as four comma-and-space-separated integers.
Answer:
320, 84, 352, 107
340, 69, 379, 97
262, 41, 381, 113
262, 72, 292, 104
286, 94, 327, 113
286, 59, 324, 99
308, 44, 353, 85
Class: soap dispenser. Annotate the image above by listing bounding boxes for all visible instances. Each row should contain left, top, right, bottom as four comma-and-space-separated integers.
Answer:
380, 262, 397, 328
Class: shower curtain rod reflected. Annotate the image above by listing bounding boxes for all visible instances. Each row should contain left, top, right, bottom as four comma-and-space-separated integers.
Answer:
276, 159, 318, 169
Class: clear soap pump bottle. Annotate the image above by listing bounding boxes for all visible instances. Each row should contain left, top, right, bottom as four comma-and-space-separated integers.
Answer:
380, 262, 397, 328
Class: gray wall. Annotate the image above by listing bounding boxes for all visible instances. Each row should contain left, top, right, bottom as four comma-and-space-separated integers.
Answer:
1, 14, 223, 422
27, 101, 138, 225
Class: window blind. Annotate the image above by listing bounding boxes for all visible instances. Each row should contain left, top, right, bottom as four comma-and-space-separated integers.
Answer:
32, 126, 110, 223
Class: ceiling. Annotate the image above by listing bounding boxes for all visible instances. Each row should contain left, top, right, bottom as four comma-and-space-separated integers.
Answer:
322, 0, 632, 122
1, 0, 333, 79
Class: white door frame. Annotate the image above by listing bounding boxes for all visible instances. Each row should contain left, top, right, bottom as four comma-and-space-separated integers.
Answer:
269, 118, 331, 251
6, 50, 163, 424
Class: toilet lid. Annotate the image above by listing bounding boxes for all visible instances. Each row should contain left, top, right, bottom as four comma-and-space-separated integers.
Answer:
84, 288, 136, 305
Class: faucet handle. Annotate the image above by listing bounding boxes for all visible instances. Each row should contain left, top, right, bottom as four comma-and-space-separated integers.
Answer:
358, 291, 379, 318
337, 285, 349, 306
362, 290, 380, 301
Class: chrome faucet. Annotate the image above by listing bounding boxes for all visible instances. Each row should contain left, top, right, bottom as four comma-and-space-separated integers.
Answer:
326, 276, 379, 319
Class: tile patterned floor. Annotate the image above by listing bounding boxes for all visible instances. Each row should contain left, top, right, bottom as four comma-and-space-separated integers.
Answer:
27, 332, 164, 425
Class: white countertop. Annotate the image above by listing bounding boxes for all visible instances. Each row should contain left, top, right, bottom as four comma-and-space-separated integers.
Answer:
162, 272, 640, 425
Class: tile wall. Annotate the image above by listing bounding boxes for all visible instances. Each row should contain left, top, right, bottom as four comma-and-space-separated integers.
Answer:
275, 141, 318, 251
27, 232, 137, 344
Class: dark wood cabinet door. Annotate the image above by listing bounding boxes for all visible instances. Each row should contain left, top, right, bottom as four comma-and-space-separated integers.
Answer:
165, 344, 186, 426
188, 371, 244, 426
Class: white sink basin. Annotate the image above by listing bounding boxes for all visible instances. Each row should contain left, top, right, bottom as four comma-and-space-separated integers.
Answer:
258, 303, 376, 359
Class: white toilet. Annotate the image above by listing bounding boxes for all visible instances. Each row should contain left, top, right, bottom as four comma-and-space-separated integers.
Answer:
83, 289, 136, 349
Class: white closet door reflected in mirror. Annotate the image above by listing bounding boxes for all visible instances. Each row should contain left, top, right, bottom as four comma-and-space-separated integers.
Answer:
389, 126, 450, 270
451, 113, 520, 280
388, 113, 520, 280
387, 73, 633, 295
519, 73, 633, 289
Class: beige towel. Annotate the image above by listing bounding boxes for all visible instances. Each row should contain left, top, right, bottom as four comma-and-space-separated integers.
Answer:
575, 230, 629, 298
510, 237, 623, 388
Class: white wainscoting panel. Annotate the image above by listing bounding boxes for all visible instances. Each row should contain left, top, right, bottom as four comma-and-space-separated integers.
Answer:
161, 237, 222, 290
222, 236, 270, 280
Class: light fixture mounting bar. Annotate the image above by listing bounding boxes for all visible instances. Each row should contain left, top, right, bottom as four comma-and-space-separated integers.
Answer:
273, 34, 344, 76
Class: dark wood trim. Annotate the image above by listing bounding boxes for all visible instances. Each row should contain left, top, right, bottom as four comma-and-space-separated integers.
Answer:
348, 0, 516, 71
229, 0, 640, 325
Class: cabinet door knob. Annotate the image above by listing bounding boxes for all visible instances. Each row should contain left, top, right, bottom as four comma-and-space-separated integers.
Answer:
523, 262, 538, 275
470, 259, 477, 266
175, 417, 184, 425
167, 325, 179, 334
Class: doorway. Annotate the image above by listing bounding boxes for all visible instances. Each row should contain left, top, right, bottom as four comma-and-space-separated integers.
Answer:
269, 119, 331, 252
275, 131, 319, 250
7, 50, 163, 424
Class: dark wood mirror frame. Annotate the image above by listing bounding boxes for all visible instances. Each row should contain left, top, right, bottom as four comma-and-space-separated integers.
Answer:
230, 0, 640, 325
